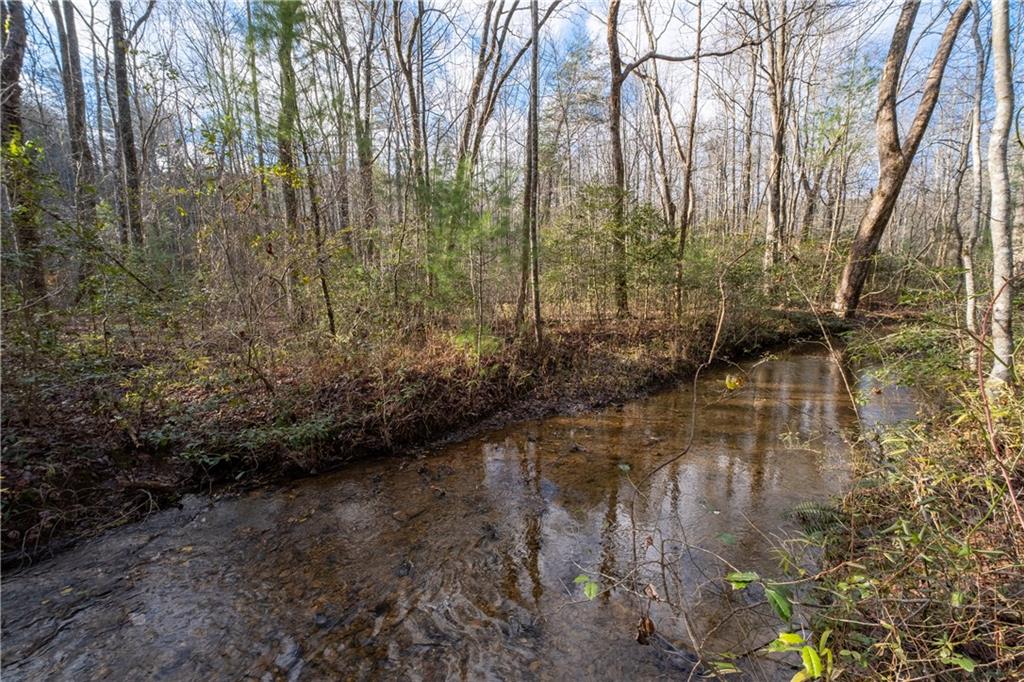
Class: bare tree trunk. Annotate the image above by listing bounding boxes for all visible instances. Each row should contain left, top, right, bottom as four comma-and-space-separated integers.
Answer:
356, 6, 377, 262
87, 3, 109, 177
799, 166, 825, 238
963, 2, 985, 364
52, 1, 99, 295
644, 82, 675, 232
393, 1, 424, 190
741, 45, 757, 232
986, 0, 1014, 385
274, 1, 303, 322
456, 0, 497, 178
326, 62, 352, 249
52, 2, 98, 217
1, 0, 46, 307
946, 129, 968, 272
461, 2, 560, 178
761, 0, 786, 275
607, 0, 629, 317
514, 67, 533, 328
393, 0, 430, 297
528, 0, 542, 347
674, 0, 702, 317
832, 0, 971, 317
416, 7, 429, 188
638, 5, 676, 238
245, 0, 268, 215
336, 0, 379, 263
276, 3, 299, 238
110, 0, 144, 247
299, 123, 337, 336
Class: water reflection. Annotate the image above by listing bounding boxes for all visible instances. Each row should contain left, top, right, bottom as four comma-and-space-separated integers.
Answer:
2, 345, 918, 681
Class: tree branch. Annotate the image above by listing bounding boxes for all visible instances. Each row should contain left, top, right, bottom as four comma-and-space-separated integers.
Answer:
620, 40, 755, 83
127, 0, 156, 40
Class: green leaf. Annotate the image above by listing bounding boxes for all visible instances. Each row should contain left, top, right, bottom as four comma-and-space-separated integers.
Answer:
725, 571, 759, 590
800, 646, 823, 678
708, 660, 742, 675
778, 632, 804, 645
947, 655, 975, 673
575, 573, 600, 600
717, 531, 737, 545
617, 462, 630, 472
766, 586, 793, 621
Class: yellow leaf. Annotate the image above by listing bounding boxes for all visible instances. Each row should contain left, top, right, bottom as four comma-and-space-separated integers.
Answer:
778, 632, 804, 645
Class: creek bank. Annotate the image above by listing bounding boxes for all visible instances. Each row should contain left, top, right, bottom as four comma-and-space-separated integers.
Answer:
802, 322, 1024, 678
3, 308, 848, 565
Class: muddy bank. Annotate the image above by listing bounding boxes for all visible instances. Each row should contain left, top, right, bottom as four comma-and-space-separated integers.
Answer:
2, 310, 846, 565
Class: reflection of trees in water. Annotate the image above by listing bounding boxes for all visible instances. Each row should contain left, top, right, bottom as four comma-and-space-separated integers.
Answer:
523, 437, 544, 606
598, 477, 619, 605
619, 353, 865, 658
488, 433, 546, 607
477, 352, 871, 662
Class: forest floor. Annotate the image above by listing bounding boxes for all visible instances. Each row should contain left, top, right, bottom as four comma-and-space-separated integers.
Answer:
2, 305, 847, 566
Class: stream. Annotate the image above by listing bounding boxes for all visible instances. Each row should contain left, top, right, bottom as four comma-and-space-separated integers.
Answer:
1, 344, 918, 681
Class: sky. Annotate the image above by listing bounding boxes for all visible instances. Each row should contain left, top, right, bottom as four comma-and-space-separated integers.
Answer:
18, 0, 1023, 175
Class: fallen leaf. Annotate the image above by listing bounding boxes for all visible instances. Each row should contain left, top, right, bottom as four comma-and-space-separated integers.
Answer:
636, 616, 656, 645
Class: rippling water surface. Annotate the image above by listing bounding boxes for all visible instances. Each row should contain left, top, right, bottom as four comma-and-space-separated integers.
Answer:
1, 345, 918, 680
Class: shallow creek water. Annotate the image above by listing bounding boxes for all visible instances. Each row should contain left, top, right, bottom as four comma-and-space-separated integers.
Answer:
2, 345, 918, 681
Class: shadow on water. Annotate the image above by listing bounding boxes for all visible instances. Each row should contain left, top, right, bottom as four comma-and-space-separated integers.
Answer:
1, 344, 919, 681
